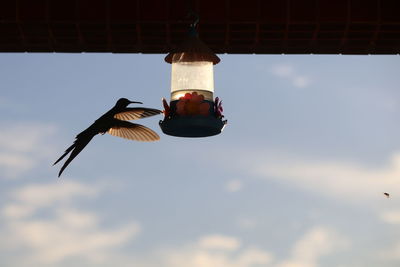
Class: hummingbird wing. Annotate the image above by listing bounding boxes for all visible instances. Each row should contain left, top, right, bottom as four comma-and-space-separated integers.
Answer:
108, 121, 159, 141
114, 108, 162, 121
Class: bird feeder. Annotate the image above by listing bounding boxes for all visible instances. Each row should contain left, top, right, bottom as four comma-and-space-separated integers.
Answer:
159, 26, 227, 137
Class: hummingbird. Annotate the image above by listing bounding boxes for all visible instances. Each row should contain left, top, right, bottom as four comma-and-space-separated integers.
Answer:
54, 98, 162, 177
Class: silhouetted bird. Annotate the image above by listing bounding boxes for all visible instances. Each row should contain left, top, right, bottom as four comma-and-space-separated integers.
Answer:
384, 192, 390, 198
54, 98, 162, 177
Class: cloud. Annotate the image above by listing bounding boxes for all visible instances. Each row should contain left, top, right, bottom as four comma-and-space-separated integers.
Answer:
225, 179, 243, 193
0, 180, 141, 266
379, 242, 400, 261
5, 210, 140, 264
270, 64, 311, 88
271, 64, 294, 77
277, 227, 349, 267
380, 210, 400, 224
0, 122, 58, 178
237, 218, 258, 230
0, 153, 35, 177
246, 152, 400, 202
116, 227, 346, 267
2, 180, 101, 219
293, 76, 310, 88
158, 235, 272, 267
198, 235, 241, 251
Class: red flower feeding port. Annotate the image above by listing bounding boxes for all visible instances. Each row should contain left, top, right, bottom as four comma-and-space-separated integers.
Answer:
159, 25, 227, 138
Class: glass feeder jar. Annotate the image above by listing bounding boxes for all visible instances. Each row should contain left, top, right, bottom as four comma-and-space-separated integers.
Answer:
170, 61, 214, 101
159, 26, 226, 137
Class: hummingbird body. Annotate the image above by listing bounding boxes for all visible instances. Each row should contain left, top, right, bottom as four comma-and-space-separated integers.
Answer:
54, 98, 162, 177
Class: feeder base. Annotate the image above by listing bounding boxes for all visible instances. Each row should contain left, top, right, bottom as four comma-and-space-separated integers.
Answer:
159, 116, 227, 137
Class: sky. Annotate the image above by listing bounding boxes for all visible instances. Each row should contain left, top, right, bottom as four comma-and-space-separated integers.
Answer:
0, 52, 399, 267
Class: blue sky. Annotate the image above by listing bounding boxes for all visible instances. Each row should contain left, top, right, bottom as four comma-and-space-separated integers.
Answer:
0, 53, 399, 267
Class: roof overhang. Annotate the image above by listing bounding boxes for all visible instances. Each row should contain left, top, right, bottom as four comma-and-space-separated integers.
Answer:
1, 0, 399, 54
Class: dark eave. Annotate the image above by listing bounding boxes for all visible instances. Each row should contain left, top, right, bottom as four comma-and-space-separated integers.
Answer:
0, 0, 399, 54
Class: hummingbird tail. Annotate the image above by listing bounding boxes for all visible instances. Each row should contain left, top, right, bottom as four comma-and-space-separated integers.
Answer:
58, 135, 94, 177
53, 143, 76, 166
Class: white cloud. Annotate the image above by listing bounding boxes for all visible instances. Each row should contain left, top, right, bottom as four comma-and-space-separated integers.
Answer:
237, 218, 258, 230
225, 179, 243, 193
9, 216, 140, 264
271, 65, 294, 78
2, 180, 102, 219
247, 152, 400, 202
158, 236, 272, 267
380, 210, 400, 224
293, 76, 311, 88
0, 180, 141, 266
277, 227, 349, 267
270, 64, 311, 88
5, 211, 140, 264
0, 153, 35, 177
238, 248, 273, 266
2, 203, 36, 219
115, 227, 346, 267
379, 242, 400, 261
0, 122, 58, 178
198, 235, 241, 251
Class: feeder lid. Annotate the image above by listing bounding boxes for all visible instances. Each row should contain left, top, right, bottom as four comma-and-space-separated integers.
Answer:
165, 27, 220, 65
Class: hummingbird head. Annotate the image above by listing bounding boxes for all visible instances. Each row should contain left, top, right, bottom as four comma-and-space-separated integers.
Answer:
115, 98, 143, 108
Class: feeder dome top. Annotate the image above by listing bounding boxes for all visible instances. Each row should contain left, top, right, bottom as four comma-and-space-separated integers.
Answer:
165, 27, 220, 65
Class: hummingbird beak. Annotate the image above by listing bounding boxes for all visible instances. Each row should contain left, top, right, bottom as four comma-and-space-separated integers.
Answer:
129, 101, 143, 104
